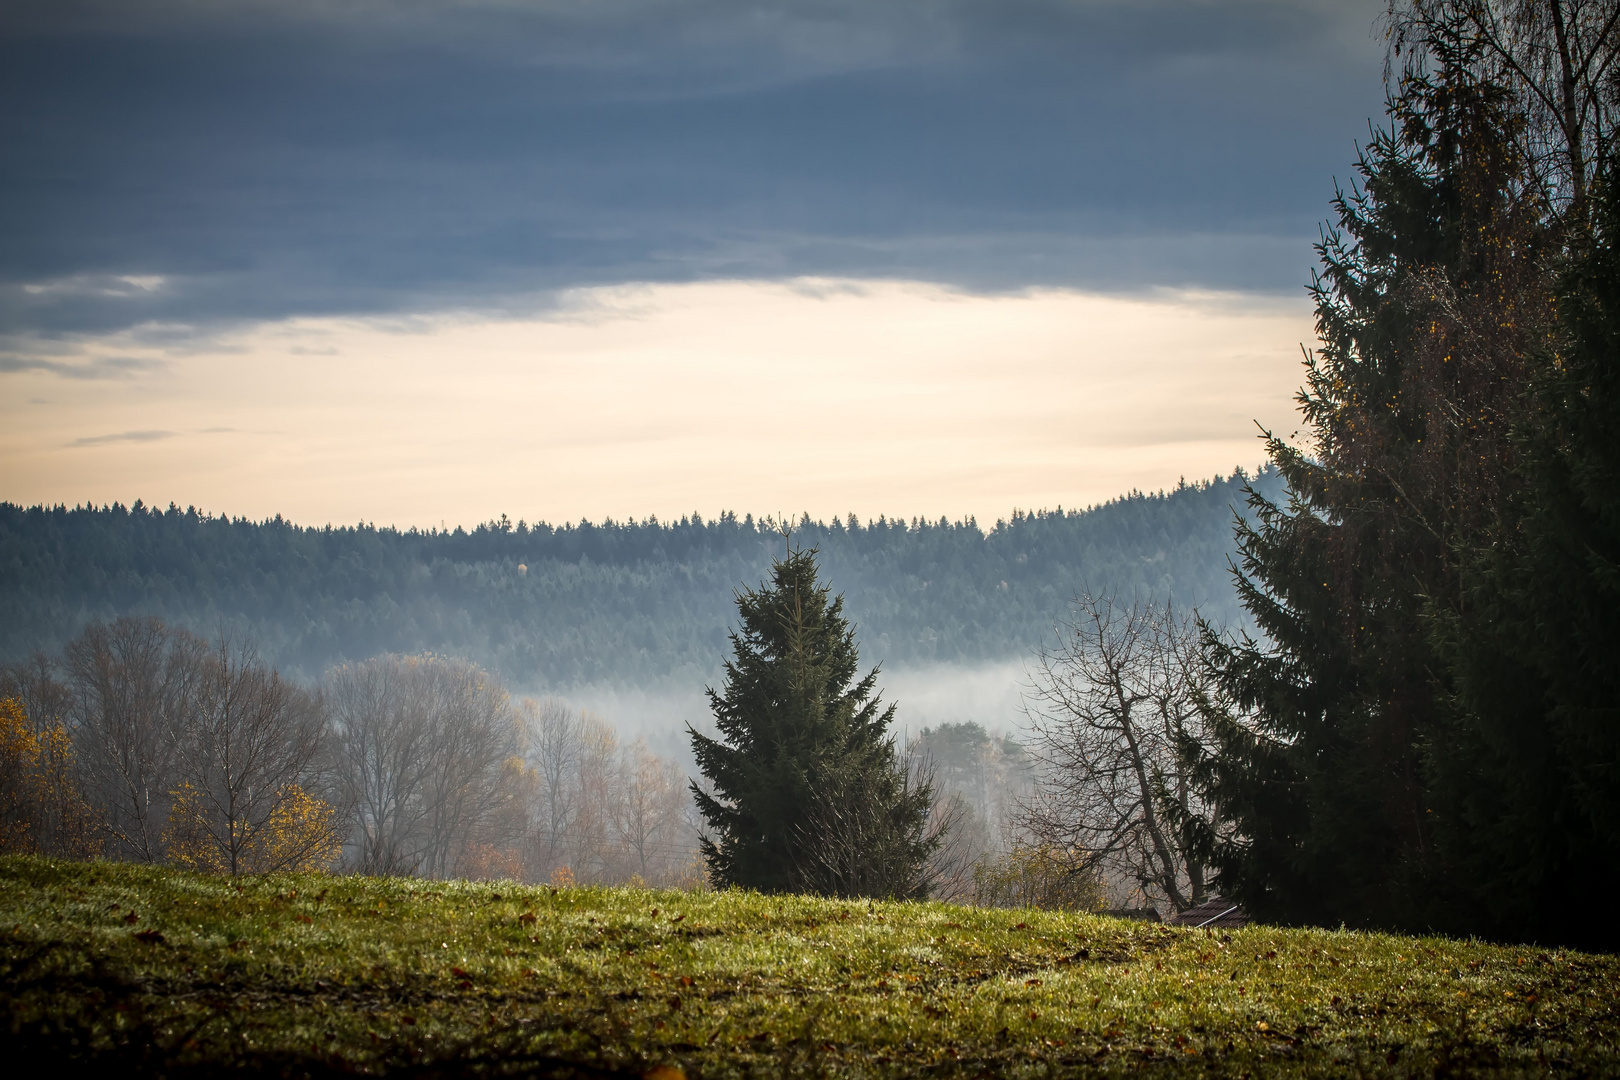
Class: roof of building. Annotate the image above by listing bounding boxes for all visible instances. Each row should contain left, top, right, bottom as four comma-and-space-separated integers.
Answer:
1166, 897, 1250, 929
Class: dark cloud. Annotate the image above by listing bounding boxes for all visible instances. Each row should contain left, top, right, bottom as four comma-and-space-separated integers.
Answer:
0, 0, 1388, 336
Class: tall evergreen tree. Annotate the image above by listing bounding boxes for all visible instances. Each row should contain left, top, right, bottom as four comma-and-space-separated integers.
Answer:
689, 546, 936, 898
1187, 53, 1552, 932
1437, 162, 1620, 949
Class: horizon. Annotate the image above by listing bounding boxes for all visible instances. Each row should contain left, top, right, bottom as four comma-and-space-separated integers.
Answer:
2, 2, 1378, 520
6, 460, 1273, 535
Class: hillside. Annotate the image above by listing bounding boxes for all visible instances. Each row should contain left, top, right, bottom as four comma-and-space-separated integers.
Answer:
0, 469, 1281, 687
3, 857, 1615, 1078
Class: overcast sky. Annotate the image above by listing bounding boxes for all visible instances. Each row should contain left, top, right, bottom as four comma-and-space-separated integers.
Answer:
1, 0, 1388, 527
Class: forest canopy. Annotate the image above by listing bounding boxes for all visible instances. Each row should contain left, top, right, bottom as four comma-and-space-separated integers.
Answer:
0, 469, 1279, 687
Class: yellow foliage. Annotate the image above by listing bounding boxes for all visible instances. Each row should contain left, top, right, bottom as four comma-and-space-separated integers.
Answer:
971, 843, 1104, 911
162, 781, 222, 873
164, 781, 340, 875
258, 784, 342, 873
0, 697, 99, 858
457, 841, 525, 882
0, 698, 36, 853
549, 865, 577, 887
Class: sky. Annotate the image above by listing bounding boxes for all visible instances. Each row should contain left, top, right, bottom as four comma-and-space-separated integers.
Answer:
1, 0, 1389, 528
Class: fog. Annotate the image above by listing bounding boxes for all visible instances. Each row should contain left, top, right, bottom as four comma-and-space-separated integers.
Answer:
531, 657, 1034, 772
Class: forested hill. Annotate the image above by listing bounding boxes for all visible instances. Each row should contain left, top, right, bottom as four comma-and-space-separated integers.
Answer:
0, 468, 1281, 686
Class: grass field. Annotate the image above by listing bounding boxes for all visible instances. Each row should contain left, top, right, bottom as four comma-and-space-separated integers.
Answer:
2, 857, 1617, 1078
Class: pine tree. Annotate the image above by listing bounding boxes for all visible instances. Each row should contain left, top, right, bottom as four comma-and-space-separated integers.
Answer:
689, 546, 936, 898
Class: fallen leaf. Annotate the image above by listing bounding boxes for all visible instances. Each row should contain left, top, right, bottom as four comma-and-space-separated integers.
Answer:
133, 929, 166, 944
1014, 922, 1027, 930
642, 1066, 686, 1080
518, 912, 537, 926
123, 912, 139, 925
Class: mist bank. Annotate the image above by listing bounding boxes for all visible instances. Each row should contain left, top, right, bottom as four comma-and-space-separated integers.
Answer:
560, 657, 1034, 765
0, 468, 1281, 688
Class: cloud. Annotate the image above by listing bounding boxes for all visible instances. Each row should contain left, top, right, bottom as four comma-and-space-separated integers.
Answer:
0, 0, 1388, 334
0, 352, 162, 379
6, 278, 1313, 528
68, 429, 177, 447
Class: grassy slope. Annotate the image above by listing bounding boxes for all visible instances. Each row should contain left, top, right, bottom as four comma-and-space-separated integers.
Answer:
2, 859, 1616, 1078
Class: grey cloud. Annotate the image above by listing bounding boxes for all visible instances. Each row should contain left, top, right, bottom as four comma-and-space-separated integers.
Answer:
0, 352, 162, 379
0, 0, 1389, 336
68, 429, 177, 447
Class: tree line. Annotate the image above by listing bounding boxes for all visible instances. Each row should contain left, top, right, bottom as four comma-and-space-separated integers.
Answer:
0, 603, 1103, 913
0, 470, 1281, 686
994, 0, 1620, 951
0, 617, 703, 888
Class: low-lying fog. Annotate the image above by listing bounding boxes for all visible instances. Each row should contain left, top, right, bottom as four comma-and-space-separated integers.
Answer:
536, 658, 1034, 771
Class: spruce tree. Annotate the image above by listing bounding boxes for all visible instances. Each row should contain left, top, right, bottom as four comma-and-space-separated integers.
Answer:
1188, 57, 1550, 932
689, 546, 936, 898
1436, 163, 1620, 949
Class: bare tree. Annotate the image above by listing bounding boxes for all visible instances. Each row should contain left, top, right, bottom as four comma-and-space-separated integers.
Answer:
521, 696, 583, 880
1, 653, 73, 736
520, 699, 703, 887
1018, 594, 1213, 914
417, 660, 521, 878
917, 790, 982, 903
327, 656, 434, 874
567, 711, 623, 880
165, 635, 334, 874
327, 655, 521, 879
1389, 0, 1620, 221
611, 738, 694, 883
64, 617, 205, 862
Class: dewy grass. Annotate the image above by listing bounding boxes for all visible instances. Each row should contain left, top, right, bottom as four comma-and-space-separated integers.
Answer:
2, 857, 1616, 1078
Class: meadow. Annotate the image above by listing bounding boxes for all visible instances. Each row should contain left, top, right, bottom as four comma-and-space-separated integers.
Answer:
2, 857, 1615, 1078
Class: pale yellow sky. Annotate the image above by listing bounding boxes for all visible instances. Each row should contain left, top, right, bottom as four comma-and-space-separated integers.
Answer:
2, 279, 1313, 528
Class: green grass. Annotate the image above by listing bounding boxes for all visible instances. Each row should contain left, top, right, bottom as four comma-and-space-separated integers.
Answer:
2, 858, 1616, 1078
